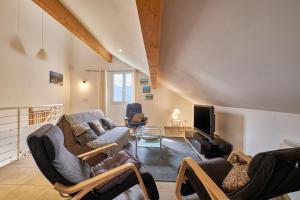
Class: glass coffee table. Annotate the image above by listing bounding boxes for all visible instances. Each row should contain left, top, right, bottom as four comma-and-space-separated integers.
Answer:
135, 126, 164, 157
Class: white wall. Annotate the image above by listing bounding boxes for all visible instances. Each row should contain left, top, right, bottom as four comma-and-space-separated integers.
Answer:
215, 106, 300, 199
216, 106, 300, 155
135, 72, 193, 127
69, 36, 132, 114
68, 36, 194, 126
0, 0, 71, 112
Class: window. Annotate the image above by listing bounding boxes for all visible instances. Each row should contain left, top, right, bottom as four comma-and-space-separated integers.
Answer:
112, 72, 132, 103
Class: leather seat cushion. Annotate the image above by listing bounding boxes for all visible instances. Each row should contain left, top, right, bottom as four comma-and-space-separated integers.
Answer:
92, 150, 141, 193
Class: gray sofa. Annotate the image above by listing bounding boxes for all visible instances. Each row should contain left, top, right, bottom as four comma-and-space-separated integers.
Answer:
56, 110, 130, 165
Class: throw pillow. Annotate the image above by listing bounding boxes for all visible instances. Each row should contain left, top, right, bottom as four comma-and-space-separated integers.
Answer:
72, 122, 91, 136
76, 129, 98, 145
89, 120, 106, 136
101, 117, 116, 130
132, 113, 144, 123
221, 164, 250, 193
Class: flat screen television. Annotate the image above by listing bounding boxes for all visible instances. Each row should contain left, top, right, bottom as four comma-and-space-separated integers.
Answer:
194, 105, 215, 140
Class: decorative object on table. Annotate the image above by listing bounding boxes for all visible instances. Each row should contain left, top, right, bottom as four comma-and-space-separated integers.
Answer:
145, 94, 153, 100
36, 11, 48, 60
171, 108, 181, 120
142, 85, 151, 93
139, 78, 149, 85
50, 71, 63, 86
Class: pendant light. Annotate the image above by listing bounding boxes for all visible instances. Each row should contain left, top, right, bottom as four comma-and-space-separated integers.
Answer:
10, 0, 26, 54
36, 11, 48, 60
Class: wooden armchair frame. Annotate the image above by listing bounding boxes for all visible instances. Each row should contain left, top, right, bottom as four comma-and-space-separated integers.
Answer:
175, 151, 252, 200
54, 143, 150, 200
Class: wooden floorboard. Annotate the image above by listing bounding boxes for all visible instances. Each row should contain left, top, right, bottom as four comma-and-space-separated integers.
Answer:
0, 156, 181, 200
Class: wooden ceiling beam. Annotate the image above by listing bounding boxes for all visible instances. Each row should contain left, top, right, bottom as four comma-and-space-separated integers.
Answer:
32, 0, 112, 62
136, 0, 163, 89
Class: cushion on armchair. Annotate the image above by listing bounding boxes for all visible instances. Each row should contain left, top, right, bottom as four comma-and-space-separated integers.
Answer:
92, 150, 141, 193
132, 113, 144, 123
222, 163, 250, 193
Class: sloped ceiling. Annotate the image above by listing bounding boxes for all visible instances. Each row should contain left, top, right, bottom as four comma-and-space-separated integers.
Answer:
160, 0, 300, 114
60, 0, 149, 75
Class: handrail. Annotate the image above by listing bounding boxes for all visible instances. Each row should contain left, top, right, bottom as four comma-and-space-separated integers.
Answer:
0, 104, 63, 167
0, 104, 63, 110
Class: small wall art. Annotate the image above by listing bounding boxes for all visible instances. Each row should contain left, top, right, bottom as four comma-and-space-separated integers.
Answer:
143, 85, 151, 93
140, 78, 149, 85
145, 94, 154, 100
50, 71, 63, 86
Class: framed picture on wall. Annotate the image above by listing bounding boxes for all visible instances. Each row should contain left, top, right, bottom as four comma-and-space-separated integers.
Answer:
143, 85, 151, 93
140, 78, 149, 85
50, 71, 63, 86
145, 94, 153, 100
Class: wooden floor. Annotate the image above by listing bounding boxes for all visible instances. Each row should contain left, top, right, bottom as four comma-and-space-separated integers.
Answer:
0, 127, 289, 200
0, 156, 183, 200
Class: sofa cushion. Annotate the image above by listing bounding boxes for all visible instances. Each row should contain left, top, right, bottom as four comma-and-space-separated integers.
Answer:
41, 125, 92, 184
222, 163, 250, 193
87, 127, 130, 150
76, 129, 98, 145
72, 122, 91, 136
92, 150, 141, 193
101, 117, 116, 130
89, 120, 106, 136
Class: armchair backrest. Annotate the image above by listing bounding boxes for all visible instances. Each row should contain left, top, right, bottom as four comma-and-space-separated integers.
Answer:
230, 148, 300, 200
27, 124, 92, 186
126, 103, 142, 120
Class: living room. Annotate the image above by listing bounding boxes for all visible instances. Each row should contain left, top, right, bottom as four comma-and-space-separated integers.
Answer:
0, 0, 300, 200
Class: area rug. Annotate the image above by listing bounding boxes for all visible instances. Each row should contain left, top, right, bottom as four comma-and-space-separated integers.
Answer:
127, 137, 201, 182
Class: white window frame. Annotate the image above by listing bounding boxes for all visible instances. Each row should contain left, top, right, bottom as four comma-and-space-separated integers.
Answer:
112, 71, 133, 103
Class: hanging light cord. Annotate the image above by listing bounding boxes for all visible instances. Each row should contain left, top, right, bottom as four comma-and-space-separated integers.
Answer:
41, 11, 44, 48
17, 0, 20, 35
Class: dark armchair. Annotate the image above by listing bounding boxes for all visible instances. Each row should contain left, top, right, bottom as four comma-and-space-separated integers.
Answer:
176, 148, 300, 200
27, 124, 159, 200
125, 103, 148, 130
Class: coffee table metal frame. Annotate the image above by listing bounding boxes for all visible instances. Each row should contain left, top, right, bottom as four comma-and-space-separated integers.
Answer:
135, 126, 163, 157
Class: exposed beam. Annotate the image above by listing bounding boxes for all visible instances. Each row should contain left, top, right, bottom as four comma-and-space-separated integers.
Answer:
136, 0, 163, 89
32, 0, 112, 62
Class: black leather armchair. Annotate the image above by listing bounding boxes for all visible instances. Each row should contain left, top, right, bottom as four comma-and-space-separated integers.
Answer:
27, 124, 159, 200
125, 103, 148, 130
176, 148, 300, 200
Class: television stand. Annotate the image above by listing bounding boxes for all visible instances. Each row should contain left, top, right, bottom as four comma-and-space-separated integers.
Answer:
185, 131, 232, 159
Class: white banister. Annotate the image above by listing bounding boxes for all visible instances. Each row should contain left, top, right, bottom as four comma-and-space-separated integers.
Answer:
0, 104, 63, 167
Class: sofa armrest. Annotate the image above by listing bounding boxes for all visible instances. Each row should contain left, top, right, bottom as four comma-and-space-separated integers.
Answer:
78, 143, 118, 161
227, 150, 252, 164
54, 163, 149, 200
176, 157, 229, 200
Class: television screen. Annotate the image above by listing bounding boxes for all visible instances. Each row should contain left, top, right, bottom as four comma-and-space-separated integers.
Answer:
194, 105, 215, 140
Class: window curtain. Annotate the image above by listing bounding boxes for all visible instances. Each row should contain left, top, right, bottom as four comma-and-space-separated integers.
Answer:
98, 70, 107, 113
133, 69, 139, 103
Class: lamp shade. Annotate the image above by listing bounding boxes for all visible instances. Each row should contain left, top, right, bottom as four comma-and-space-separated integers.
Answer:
36, 48, 48, 60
